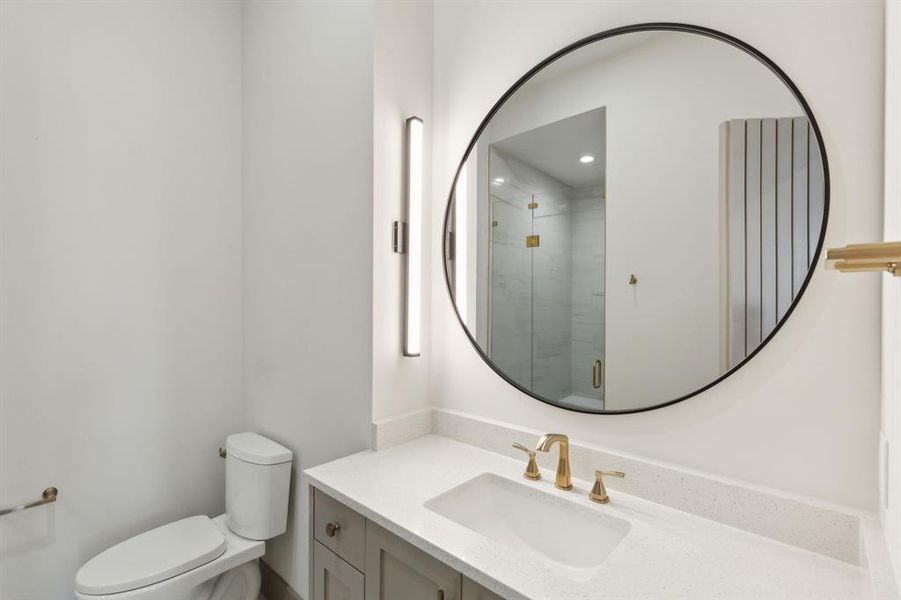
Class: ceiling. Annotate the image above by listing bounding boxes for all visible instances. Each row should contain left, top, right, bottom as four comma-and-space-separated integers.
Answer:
491, 107, 606, 189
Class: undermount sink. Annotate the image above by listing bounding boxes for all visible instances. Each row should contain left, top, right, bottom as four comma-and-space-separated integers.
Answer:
424, 473, 630, 581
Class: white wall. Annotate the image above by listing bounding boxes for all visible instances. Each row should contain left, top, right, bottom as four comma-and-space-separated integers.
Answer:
0, 2, 244, 598
242, 0, 374, 595
372, 0, 433, 422
882, 0, 901, 585
431, 0, 884, 509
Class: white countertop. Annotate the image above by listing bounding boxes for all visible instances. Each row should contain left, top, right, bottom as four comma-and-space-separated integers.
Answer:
304, 435, 877, 600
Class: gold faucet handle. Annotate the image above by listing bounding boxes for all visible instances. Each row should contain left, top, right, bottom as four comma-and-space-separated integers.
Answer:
512, 443, 541, 481
597, 470, 625, 479
589, 470, 625, 504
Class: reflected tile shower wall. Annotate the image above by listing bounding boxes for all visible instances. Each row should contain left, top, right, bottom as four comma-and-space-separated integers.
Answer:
487, 150, 606, 409
531, 190, 573, 401
570, 187, 605, 404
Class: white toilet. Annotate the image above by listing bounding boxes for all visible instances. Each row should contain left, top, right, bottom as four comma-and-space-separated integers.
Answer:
75, 433, 292, 600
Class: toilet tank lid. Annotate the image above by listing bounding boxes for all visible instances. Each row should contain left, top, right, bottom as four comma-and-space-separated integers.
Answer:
75, 515, 226, 595
226, 432, 292, 465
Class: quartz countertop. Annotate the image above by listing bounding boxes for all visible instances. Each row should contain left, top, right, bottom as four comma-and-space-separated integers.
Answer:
304, 435, 878, 600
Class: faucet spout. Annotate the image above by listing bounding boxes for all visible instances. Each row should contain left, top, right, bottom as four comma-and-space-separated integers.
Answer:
535, 433, 572, 490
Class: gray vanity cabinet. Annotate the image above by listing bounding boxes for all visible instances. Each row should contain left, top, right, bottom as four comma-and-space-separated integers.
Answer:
462, 577, 505, 600
364, 520, 462, 600
310, 486, 502, 600
313, 541, 365, 600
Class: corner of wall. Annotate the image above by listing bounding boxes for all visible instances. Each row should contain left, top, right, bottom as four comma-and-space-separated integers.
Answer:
371, 0, 435, 424
882, 0, 901, 586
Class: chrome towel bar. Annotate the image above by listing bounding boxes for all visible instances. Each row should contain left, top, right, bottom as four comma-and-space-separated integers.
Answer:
0, 487, 58, 517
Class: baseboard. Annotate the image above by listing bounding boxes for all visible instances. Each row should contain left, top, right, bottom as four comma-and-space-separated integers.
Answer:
260, 559, 304, 600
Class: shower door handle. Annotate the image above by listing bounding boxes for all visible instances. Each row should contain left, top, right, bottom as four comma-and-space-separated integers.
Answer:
592, 360, 603, 389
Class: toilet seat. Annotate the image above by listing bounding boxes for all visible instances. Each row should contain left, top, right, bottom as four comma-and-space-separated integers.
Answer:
76, 516, 227, 596
74, 515, 265, 600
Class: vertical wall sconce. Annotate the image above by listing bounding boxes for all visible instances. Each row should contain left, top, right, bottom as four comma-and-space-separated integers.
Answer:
396, 116, 423, 357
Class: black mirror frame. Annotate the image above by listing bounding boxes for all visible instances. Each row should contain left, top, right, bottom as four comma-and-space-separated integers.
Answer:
441, 22, 830, 415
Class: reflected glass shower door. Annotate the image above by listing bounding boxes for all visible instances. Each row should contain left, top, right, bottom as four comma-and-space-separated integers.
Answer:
489, 188, 606, 411
530, 192, 572, 402
568, 190, 606, 409
489, 194, 533, 392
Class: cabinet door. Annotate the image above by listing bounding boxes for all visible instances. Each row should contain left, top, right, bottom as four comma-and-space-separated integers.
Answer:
365, 521, 461, 600
313, 540, 365, 600
461, 576, 505, 600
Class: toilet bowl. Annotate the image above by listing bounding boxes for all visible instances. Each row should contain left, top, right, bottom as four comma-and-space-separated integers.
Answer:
75, 515, 263, 600
75, 433, 292, 600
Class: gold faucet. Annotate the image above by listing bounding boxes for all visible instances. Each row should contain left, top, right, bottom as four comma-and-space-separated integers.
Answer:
536, 433, 572, 490
589, 470, 625, 504
512, 443, 541, 480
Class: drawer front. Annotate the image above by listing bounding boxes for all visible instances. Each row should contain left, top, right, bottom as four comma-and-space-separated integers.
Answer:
314, 488, 365, 571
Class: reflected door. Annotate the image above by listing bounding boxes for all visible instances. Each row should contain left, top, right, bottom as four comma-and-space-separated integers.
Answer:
489, 188, 606, 411
489, 194, 533, 392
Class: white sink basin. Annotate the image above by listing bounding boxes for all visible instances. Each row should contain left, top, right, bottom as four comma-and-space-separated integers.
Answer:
424, 473, 630, 581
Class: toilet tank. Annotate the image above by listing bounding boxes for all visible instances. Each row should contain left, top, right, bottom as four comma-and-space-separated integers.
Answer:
225, 432, 292, 540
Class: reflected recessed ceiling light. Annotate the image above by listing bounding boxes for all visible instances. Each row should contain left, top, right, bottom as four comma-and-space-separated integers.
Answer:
492, 177, 505, 184
579, 155, 595, 164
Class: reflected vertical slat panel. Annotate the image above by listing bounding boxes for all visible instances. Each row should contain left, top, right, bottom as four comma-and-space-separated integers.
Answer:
760, 119, 777, 338
727, 120, 746, 367
808, 126, 825, 264
776, 118, 794, 319
792, 116, 809, 294
718, 122, 730, 372
745, 119, 762, 351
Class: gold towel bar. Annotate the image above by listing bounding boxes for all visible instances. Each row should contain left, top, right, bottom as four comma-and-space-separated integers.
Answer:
826, 242, 901, 276
0, 487, 58, 517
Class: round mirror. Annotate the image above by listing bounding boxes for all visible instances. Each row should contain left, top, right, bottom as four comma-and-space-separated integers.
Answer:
443, 24, 828, 414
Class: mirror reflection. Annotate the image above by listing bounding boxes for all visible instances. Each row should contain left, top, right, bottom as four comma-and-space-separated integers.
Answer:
446, 29, 827, 413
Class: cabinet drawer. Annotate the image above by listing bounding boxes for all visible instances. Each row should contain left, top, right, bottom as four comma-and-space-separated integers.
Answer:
314, 488, 365, 571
